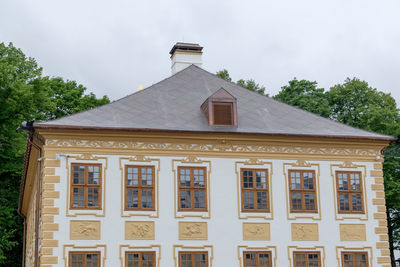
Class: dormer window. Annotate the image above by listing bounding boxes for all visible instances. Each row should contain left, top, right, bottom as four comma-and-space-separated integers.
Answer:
201, 88, 237, 127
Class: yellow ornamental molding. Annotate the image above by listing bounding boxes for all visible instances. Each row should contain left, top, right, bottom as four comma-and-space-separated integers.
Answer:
45, 138, 382, 159
291, 223, 319, 241
70, 220, 101, 240
243, 223, 270, 241
125, 221, 155, 240
339, 224, 366, 241
179, 222, 208, 240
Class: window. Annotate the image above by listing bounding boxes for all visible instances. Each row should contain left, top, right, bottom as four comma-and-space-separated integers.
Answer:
293, 252, 321, 267
71, 164, 102, 209
200, 88, 238, 127
336, 171, 364, 213
213, 102, 233, 125
241, 169, 269, 212
178, 167, 207, 211
69, 251, 100, 267
288, 170, 317, 213
125, 166, 155, 210
179, 251, 208, 267
243, 251, 272, 267
341, 252, 368, 267
125, 251, 155, 267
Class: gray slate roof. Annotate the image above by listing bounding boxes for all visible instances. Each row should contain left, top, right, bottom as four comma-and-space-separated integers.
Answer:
35, 65, 393, 140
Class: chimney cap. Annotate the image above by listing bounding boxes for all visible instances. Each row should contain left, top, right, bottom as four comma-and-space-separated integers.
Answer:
169, 42, 203, 55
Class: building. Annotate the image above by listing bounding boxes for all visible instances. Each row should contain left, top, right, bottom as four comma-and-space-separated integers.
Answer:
19, 42, 394, 267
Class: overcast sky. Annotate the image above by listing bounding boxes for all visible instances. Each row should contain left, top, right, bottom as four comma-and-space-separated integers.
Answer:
1, 0, 399, 105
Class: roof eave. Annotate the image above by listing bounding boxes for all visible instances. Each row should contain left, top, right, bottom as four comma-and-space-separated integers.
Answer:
33, 123, 396, 142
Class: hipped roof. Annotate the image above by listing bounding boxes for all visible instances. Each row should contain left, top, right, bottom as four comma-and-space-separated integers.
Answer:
34, 65, 393, 141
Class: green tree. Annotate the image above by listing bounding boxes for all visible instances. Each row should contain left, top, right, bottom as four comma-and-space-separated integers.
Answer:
0, 42, 109, 265
274, 78, 331, 117
216, 69, 267, 96
215, 69, 232, 82
328, 78, 400, 136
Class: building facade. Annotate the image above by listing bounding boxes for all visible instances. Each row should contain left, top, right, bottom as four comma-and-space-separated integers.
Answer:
19, 43, 394, 267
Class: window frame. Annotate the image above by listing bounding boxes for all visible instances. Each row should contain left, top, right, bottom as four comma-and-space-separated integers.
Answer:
124, 165, 156, 211
177, 166, 208, 212
335, 171, 364, 214
243, 251, 272, 267
341, 251, 369, 267
70, 163, 102, 210
178, 251, 209, 267
240, 168, 270, 213
288, 170, 318, 213
293, 251, 321, 267
69, 251, 101, 267
125, 251, 156, 267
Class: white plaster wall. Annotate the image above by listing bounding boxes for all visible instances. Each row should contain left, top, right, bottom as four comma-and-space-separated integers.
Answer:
51, 154, 380, 266
171, 53, 202, 74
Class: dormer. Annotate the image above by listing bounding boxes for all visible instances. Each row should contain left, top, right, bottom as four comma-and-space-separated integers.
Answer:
201, 88, 238, 126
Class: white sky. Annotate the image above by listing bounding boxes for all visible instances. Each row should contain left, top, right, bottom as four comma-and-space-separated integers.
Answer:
1, 0, 399, 105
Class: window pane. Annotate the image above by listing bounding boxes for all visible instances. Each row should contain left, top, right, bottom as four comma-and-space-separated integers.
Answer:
244, 191, 254, 209
304, 193, 315, 210
343, 253, 354, 267
180, 253, 192, 267
350, 173, 361, 191
142, 189, 153, 208
356, 253, 367, 267
72, 188, 84, 207
243, 171, 253, 189
256, 171, 267, 189
127, 189, 139, 208
127, 167, 139, 186
180, 190, 191, 209
71, 253, 84, 267
258, 253, 270, 267
257, 191, 268, 210
291, 193, 302, 210
295, 254, 306, 267
194, 190, 205, 208
142, 253, 154, 267
195, 253, 207, 267
308, 253, 319, 267
180, 169, 191, 187
73, 165, 85, 184
338, 173, 348, 190
244, 253, 257, 267
87, 188, 99, 207
88, 166, 100, 185
194, 169, 205, 188
291, 172, 301, 190
86, 253, 99, 267
339, 194, 350, 211
352, 194, 362, 211
303, 172, 314, 189
142, 167, 153, 186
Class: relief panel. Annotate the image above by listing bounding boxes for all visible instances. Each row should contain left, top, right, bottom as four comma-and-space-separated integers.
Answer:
339, 224, 366, 241
70, 220, 101, 240
125, 221, 155, 240
291, 223, 319, 241
179, 222, 208, 240
243, 223, 270, 240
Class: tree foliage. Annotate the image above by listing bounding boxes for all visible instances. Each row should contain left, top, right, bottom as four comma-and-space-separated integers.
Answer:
216, 69, 267, 96
274, 78, 330, 117
0, 42, 109, 265
328, 78, 400, 136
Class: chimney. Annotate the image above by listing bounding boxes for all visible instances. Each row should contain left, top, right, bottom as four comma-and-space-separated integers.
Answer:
170, 42, 203, 75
